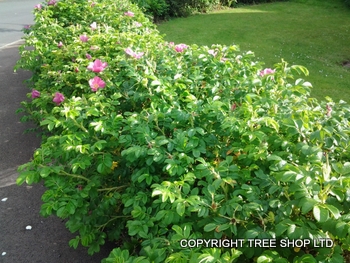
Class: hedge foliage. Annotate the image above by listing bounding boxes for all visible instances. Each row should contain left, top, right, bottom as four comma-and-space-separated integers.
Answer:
16, 0, 350, 262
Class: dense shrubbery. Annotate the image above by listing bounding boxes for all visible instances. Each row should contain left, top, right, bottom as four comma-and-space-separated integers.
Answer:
16, 0, 350, 262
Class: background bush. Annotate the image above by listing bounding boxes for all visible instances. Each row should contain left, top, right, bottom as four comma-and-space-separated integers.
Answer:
16, 0, 350, 262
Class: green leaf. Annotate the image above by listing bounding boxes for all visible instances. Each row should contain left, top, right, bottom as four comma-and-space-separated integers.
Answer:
204, 223, 217, 232
176, 202, 185, 216
324, 204, 341, 219
39, 167, 51, 178
69, 236, 80, 249
300, 198, 318, 214
313, 205, 329, 223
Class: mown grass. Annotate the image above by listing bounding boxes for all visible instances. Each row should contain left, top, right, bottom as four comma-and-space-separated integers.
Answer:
157, 0, 350, 102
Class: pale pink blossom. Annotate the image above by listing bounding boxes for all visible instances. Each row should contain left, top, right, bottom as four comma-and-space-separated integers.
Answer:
86, 53, 92, 60
89, 76, 106, 92
174, 43, 188, 53
208, 49, 217, 56
125, 48, 144, 59
133, 22, 142, 27
87, 59, 108, 72
23, 25, 31, 30
90, 22, 97, 30
79, 35, 89, 42
57, 41, 63, 48
124, 11, 134, 17
90, 45, 99, 51
53, 92, 65, 105
259, 68, 275, 77
125, 48, 134, 56
31, 89, 40, 99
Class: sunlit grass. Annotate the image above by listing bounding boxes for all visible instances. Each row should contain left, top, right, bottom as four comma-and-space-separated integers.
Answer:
157, 0, 350, 102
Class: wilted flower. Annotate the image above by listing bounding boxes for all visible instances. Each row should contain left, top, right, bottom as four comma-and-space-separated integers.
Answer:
231, 103, 237, 111
124, 11, 134, 17
79, 34, 89, 42
87, 59, 108, 72
57, 41, 63, 48
168, 42, 175, 47
75, 67, 79, 72
48, 0, 57, 6
125, 48, 144, 59
86, 53, 92, 59
31, 89, 40, 98
53, 92, 65, 105
23, 25, 31, 30
90, 2, 96, 7
174, 43, 188, 53
89, 76, 106, 92
260, 68, 275, 77
90, 45, 99, 51
90, 22, 97, 30
326, 104, 332, 117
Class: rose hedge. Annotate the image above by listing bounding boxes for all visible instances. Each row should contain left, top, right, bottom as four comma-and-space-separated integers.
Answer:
16, 0, 350, 262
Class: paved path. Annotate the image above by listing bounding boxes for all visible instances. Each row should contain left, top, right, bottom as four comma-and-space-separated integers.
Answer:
0, 1, 114, 262
0, 0, 38, 48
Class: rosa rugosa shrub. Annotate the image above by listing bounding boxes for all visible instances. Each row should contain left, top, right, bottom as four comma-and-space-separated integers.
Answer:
16, 0, 350, 262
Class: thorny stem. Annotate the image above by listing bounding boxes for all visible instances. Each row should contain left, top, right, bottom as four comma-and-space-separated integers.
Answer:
97, 215, 131, 232
59, 170, 90, 182
97, 184, 129, 192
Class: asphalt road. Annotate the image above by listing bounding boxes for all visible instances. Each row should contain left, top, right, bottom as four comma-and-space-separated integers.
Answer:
0, 1, 115, 262
0, 0, 39, 48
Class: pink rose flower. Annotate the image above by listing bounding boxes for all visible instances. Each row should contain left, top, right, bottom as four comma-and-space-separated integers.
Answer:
90, 22, 97, 30
124, 11, 134, 17
174, 43, 188, 53
31, 89, 40, 98
89, 76, 106, 92
53, 92, 65, 105
259, 68, 275, 77
34, 4, 42, 9
57, 41, 63, 48
48, 0, 57, 6
86, 53, 92, 60
87, 59, 108, 73
79, 35, 89, 42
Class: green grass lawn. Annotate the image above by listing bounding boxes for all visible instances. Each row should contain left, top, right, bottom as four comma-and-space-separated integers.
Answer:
157, 0, 350, 102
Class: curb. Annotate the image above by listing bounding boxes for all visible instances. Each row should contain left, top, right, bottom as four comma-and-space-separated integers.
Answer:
0, 167, 19, 188
0, 39, 24, 50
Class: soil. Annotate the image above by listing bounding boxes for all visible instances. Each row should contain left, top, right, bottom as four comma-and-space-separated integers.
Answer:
342, 61, 350, 68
